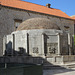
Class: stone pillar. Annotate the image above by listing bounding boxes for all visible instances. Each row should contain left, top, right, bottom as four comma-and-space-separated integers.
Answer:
68, 33, 71, 55
3, 35, 6, 55
25, 33, 28, 53
42, 33, 45, 57
57, 33, 61, 56
72, 35, 75, 55
12, 34, 15, 56
68, 33, 70, 45
27, 33, 29, 55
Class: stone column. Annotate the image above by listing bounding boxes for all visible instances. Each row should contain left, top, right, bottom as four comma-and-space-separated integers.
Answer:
27, 33, 29, 55
68, 33, 71, 55
68, 33, 70, 45
42, 33, 45, 57
25, 33, 28, 54
12, 34, 15, 56
3, 35, 6, 55
57, 33, 61, 56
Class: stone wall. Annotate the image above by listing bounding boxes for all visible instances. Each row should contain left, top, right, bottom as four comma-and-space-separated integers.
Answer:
0, 56, 43, 64
0, 6, 74, 56
3, 29, 69, 57
1, 55, 75, 65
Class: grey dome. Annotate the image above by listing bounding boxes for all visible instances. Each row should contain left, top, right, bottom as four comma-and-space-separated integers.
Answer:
17, 18, 60, 30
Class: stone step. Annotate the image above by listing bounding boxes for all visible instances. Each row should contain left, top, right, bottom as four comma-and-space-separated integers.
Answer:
64, 64, 75, 68
43, 64, 75, 70
43, 65, 65, 70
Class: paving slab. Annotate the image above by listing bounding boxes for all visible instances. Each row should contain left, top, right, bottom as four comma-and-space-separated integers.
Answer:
43, 68, 75, 75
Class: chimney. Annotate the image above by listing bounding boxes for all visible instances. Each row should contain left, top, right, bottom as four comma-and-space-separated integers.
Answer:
46, 4, 51, 8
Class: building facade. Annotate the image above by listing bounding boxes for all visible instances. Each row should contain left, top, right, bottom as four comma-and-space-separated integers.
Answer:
3, 18, 70, 56
0, 0, 74, 56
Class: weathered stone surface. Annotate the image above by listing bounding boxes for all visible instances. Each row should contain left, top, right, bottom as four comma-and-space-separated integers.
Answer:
43, 69, 75, 75
0, 6, 74, 56
17, 18, 60, 30
3, 29, 69, 57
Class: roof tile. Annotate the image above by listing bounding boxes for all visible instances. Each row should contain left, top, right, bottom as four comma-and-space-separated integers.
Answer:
0, 0, 73, 20
71, 16, 75, 20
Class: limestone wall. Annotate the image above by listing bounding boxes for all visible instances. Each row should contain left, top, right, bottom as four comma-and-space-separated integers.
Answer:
0, 6, 74, 56
3, 29, 69, 57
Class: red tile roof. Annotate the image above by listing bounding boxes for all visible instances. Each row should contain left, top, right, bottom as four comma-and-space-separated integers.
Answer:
71, 16, 75, 20
0, 0, 73, 20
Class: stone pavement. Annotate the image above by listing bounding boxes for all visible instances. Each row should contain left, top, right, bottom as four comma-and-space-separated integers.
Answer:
43, 68, 75, 75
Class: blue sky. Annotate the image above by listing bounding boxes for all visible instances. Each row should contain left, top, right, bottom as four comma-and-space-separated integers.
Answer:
22, 0, 75, 16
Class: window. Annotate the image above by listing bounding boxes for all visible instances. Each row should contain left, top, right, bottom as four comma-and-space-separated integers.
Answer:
64, 26, 69, 32
14, 19, 22, 30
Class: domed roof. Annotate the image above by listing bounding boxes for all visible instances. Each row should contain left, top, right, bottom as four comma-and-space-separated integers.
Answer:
17, 18, 60, 30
